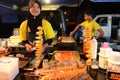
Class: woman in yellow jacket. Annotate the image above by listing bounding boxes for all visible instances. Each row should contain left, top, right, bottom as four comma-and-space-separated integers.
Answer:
20, 0, 55, 53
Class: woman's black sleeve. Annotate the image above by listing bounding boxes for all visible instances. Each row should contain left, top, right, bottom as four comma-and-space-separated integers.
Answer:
19, 40, 29, 45
43, 38, 53, 45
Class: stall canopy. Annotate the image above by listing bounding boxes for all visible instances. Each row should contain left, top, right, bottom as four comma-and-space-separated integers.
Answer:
92, 0, 120, 2
0, 0, 83, 23
0, 0, 83, 13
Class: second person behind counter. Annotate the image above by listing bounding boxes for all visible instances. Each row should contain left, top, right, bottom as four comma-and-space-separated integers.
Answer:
70, 9, 104, 41
19, 0, 55, 53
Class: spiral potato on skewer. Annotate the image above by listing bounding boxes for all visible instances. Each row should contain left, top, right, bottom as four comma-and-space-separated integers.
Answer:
83, 27, 92, 65
34, 26, 43, 68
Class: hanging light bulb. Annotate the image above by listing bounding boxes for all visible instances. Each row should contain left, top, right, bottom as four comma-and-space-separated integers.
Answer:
45, 0, 50, 4
12, 4, 18, 10
0, 3, 18, 10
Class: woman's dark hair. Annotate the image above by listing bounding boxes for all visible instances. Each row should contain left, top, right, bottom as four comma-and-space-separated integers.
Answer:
29, 0, 41, 9
84, 9, 94, 18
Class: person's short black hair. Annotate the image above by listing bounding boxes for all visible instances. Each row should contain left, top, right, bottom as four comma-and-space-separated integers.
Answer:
84, 9, 94, 18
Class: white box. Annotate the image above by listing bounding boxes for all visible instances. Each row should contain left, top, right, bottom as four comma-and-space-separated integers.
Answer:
0, 57, 19, 80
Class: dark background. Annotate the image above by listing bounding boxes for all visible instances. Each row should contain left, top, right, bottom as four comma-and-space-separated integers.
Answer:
0, 0, 120, 37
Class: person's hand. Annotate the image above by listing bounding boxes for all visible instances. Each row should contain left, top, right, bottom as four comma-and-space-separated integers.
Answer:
25, 43, 33, 52
70, 31, 74, 36
42, 43, 49, 53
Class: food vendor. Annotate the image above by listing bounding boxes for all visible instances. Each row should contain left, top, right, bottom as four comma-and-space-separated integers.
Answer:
70, 9, 104, 65
70, 9, 104, 41
19, 0, 55, 68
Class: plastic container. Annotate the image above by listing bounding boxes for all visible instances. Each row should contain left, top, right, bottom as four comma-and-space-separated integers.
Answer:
107, 59, 120, 80
98, 53, 108, 70
98, 43, 112, 73
107, 51, 120, 80
91, 38, 97, 60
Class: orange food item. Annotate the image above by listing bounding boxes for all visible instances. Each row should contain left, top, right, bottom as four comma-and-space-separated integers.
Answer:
40, 67, 85, 80
84, 27, 91, 39
86, 59, 92, 65
54, 51, 80, 62
86, 53, 91, 59
83, 26, 92, 65
83, 40, 91, 54
34, 26, 43, 68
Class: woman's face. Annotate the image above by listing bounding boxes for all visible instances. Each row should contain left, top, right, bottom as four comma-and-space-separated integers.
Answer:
30, 3, 41, 17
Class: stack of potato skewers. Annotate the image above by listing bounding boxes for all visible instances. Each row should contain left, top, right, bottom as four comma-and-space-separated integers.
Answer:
83, 27, 92, 65
34, 26, 43, 68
